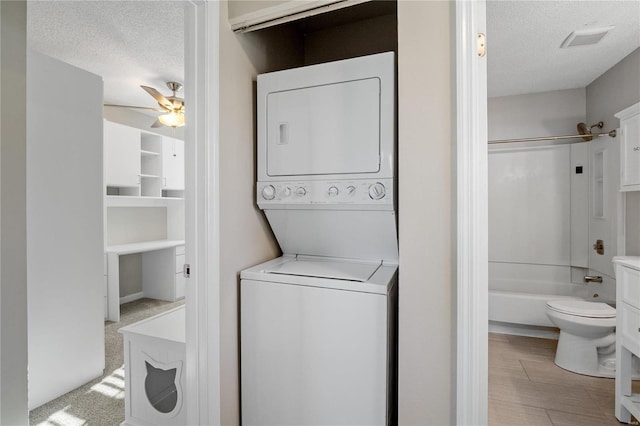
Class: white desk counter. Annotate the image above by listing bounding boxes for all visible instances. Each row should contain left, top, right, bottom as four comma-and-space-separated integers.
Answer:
106, 239, 185, 256
105, 240, 185, 322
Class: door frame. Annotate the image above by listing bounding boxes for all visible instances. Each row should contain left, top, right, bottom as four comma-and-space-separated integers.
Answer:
184, 1, 221, 425
455, 0, 488, 424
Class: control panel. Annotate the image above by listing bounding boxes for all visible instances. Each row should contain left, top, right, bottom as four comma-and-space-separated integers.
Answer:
257, 179, 394, 207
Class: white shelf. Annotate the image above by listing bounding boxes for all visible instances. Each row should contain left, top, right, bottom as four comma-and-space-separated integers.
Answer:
106, 239, 185, 255
140, 174, 161, 179
621, 394, 640, 420
106, 195, 184, 207
141, 149, 161, 157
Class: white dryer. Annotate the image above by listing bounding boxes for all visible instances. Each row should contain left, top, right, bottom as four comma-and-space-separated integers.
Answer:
241, 52, 398, 426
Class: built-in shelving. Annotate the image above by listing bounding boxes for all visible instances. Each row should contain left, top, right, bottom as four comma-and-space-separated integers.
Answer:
105, 195, 183, 207
104, 120, 185, 202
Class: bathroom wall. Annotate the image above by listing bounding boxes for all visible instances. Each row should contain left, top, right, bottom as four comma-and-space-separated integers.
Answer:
488, 88, 586, 141
586, 48, 640, 255
488, 89, 589, 299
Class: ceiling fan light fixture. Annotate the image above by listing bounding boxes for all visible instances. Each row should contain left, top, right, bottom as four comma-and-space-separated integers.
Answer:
158, 111, 185, 128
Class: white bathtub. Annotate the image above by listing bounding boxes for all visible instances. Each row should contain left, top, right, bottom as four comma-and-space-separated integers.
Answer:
488, 290, 579, 328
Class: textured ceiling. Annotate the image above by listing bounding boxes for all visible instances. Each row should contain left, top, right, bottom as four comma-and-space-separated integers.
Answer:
488, 0, 640, 98
27, 1, 639, 104
27, 1, 184, 113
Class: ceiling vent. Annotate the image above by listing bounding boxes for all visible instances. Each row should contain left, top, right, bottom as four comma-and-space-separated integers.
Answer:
561, 26, 614, 48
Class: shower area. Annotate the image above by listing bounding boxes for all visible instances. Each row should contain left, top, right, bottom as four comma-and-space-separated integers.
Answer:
487, 89, 621, 337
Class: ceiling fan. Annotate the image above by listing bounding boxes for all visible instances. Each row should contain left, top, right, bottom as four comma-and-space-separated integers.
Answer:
105, 81, 185, 128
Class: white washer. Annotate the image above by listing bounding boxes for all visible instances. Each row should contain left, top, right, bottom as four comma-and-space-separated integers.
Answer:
241, 255, 397, 426
242, 52, 397, 425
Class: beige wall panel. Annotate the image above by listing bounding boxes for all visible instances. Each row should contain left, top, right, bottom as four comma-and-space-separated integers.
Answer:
397, 1, 454, 424
218, 1, 301, 424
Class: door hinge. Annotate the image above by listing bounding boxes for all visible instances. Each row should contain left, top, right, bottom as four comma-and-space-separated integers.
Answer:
183, 264, 191, 278
477, 33, 486, 57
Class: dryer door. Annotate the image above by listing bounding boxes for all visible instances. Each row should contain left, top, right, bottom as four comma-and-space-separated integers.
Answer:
266, 78, 381, 177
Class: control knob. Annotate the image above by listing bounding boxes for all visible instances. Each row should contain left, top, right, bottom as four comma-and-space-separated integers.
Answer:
368, 182, 386, 200
261, 185, 276, 200
281, 187, 291, 197
296, 187, 307, 197
346, 185, 356, 196
328, 186, 339, 197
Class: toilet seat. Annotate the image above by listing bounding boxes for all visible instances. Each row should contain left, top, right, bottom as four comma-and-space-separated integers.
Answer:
547, 300, 616, 318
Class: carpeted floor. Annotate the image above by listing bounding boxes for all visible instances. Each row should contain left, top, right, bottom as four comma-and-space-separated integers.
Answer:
29, 298, 184, 426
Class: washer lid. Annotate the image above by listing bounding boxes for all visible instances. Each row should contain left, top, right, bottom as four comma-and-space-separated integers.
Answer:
264, 259, 381, 282
547, 300, 616, 318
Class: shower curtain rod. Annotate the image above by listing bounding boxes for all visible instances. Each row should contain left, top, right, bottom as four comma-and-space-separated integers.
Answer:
488, 130, 617, 145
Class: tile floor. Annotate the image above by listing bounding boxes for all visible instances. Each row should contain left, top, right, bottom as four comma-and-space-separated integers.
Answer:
489, 332, 640, 426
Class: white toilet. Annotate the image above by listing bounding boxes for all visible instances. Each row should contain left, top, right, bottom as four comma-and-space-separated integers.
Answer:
546, 299, 619, 378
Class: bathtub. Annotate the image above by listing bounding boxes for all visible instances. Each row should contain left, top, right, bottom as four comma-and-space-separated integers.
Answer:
488, 289, 579, 328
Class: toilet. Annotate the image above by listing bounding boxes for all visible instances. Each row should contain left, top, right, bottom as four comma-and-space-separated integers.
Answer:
546, 299, 619, 378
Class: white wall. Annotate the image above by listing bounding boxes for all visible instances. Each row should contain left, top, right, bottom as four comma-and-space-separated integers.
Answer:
27, 51, 105, 409
397, 1, 454, 424
0, 1, 28, 423
106, 207, 167, 245
488, 89, 588, 285
489, 145, 572, 265
488, 88, 586, 141
586, 48, 640, 255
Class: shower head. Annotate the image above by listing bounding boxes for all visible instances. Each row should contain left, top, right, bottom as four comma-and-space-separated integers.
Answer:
577, 121, 605, 141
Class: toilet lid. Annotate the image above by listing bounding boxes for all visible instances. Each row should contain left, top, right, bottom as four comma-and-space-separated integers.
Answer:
547, 300, 616, 318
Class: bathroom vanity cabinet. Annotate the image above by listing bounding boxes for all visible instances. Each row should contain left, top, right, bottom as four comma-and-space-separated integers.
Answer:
615, 102, 640, 192
613, 256, 640, 423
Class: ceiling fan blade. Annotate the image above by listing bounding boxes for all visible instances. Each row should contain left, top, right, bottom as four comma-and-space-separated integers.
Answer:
150, 119, 163, 128
104, 103, 164, 112
140, 85, 174, 110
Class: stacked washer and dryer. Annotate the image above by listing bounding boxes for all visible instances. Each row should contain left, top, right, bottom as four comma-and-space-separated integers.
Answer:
240, 52, 398, 426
